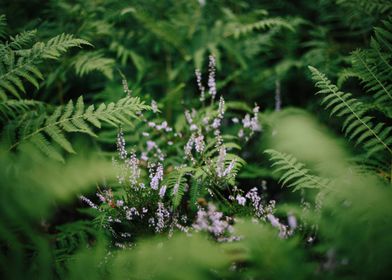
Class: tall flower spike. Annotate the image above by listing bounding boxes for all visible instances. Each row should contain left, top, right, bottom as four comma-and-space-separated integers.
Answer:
150, 163, 164, 190
218, 96, 225, 116
223, 159, 236, 177
194, 134, 205, 153
159, 185, 167, 198
116, 128, 127, 160
195, 69, 205, 102
184, 134, 195, 157
127, 151, 140, 187
208, 55, 217, 100
151, 100, 158, 113
122, 78, 132, 96
216, 146, 226, 177
275, 79, 281, 111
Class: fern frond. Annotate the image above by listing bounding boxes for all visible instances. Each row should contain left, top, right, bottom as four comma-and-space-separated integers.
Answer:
163, 166, 193, 209
7, 96, 149, 161
0, 15, 6, 39
224, 18, 294, 38
73, 51, 114, 79
0, 99, 46, 121
309, 66, 392, 156
336, 0, 392, 15
0, 32, 90, 100
374, 18, 392, 54
265, 149, 330, 191
8, 30, 37, 50
350, 48, 392, 104
40, 33, 91, 60
55, 220, 98, 260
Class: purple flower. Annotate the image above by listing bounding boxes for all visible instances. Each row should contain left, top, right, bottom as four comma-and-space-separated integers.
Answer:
216, 146, 226, 177
236, 195, 246, 206
116, 129, 127, 160
159, 185, 167, 198
208, 55, 217, 100
150, 163, 164, 190
195, 69, 205, 101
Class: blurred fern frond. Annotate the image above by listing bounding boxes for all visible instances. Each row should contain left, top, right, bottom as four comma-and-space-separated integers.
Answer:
265, 149, 330, 191
5, 96, 149, 161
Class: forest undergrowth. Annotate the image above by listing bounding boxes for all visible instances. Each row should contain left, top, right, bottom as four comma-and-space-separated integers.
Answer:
0, 0, 392, 279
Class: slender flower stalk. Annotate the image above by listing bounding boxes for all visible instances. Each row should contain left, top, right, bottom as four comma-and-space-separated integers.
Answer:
216, 146, 226, 177
208, 55, 217, 100
116, 128, 127, 160
195, 69, 205, 102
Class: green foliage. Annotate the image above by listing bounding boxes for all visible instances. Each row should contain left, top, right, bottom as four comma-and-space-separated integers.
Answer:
4, 96, 148, 161
1, 1, 392, 279
336, 0, 392, 15
163, 166, 193, 209
265, 149, 330, 191
0, 146, 116, 279
309, 66, 392, 157
0, 20, 90, 99
73, 51, 115, 80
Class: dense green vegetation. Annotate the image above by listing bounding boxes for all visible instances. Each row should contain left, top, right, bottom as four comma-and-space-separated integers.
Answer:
1, 0, 392, 279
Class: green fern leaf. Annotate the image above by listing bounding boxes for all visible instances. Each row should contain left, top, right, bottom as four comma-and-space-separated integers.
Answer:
265, 149, 330, 191
309, 66, 392, 156
163, 167, 193, 209
7, 96, 149, 160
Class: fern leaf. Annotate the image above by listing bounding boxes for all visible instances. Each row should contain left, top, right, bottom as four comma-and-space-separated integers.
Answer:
8, 30, 37, 50
30, 133, 64, 162
73, 51, 114, 80
265, 149, 330, 191
0, 99, 45, 121
309, 66, 392, 156
0, 15, 6, 39
351, 49, 392, 104
7, 96, 149, 160
224, 18, 294, 38
163, 167, 193, 209
41, 33, 91, 60
0, 31, 90, 100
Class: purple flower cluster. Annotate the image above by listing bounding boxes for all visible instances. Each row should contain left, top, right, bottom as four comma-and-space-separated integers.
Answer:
193, 204, 234, 240
149, 163, 164, 190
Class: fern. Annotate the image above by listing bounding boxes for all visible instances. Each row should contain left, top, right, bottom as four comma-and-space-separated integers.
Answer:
0, 99, 46, 121
73, 51, 115, 80
0, 15, 6, 39
265, 149, 330, 191
309, 66, 392, 156
7, 30, 37, 50
163, 166, 193, 209
0, 29, 90, 100
336, 0, 392, 15
350, 49, 392, 105
341, 19, 392, 108
6, 96, 149, 161
224, 18, 294, 38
